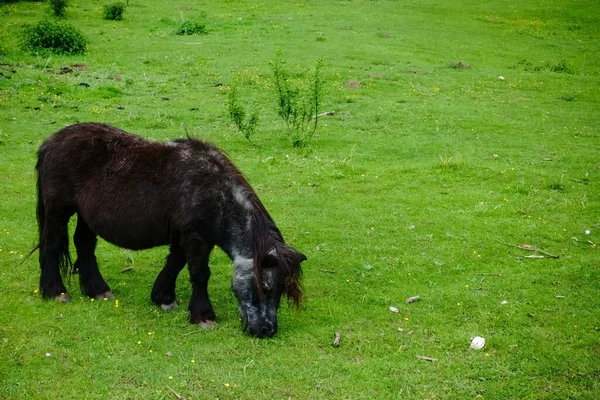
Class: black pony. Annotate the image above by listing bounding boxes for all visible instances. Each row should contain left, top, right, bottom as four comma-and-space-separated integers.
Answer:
35, 123, 305, 338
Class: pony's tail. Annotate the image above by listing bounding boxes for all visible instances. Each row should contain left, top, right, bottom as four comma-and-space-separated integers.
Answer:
35, 144, 72, 286
35, 148, 45, 256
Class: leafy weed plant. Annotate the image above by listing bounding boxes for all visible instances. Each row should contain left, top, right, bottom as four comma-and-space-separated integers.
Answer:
20, 19, 87, 55
271, 54, 323, 147
227, 86, 259, 145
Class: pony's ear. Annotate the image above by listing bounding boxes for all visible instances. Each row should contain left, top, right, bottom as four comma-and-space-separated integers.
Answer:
262, 250, 279, 268
296, 252, 307, 263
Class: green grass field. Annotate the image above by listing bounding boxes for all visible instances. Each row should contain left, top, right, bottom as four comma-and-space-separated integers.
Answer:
1, 0, 599, 398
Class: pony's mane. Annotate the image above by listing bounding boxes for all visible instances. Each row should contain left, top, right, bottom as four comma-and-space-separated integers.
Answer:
183, 137, 302, 305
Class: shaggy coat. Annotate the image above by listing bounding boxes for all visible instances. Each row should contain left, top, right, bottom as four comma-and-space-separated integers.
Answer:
36, 123, 305, 337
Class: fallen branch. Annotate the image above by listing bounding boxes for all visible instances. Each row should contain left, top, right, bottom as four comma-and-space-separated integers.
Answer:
169, 388, 186, 400
120, 266, 134, 273
416, 355, 437, 362
524, 255, 544, 259
495, 239, 559, 259
319, 269, 336, 274
332, 332, 341, 347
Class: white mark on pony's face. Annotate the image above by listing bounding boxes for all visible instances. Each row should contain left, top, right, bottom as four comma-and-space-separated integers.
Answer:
232, 185, 253, 211
232, 255, 281, 338
166, 141, 179, 147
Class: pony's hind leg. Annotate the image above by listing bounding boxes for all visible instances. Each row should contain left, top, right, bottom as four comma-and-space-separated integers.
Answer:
74, 215, 112, 300
39, 214, 72, 302
151, 244, 187, 310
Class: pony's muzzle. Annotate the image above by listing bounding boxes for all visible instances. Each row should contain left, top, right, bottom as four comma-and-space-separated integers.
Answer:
250, 321, 277, 338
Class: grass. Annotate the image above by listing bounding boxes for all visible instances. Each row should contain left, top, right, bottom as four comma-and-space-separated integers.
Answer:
0, 0, 599, 398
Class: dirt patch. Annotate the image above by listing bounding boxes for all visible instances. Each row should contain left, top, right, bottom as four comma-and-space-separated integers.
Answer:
451, 61, 471, 69
345, 80, 362, 88
368, 73, 384, 79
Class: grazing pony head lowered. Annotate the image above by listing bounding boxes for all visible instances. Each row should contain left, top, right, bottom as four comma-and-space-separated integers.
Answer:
226, 170, 306, 338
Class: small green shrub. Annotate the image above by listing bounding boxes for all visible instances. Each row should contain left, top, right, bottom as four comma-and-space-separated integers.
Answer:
103, 2, 126, 21
21, 19, 88, 55
271, 54, 323, 147
49, 0, 68, 18
176, 13, 208, 35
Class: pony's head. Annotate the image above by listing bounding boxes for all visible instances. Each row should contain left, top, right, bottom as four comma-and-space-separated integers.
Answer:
232, 244, 305, 338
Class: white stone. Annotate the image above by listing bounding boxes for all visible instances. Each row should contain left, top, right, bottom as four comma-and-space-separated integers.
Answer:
470, 336, 485, 350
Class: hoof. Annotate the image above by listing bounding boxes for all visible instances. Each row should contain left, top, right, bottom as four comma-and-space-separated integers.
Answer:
94, 291, 115, 301
53, 293, 71, 303
197, 320, 217, 329
160, 301, 178, 311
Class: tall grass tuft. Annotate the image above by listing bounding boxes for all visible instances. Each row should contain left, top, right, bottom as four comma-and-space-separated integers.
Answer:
49, 0, 68, 18
103, 2, 127, 21
176, 12, 208, 35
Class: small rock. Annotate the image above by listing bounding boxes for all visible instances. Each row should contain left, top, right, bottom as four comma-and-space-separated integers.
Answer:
470, 336, 485, 350
501, 300, 508, 305
397, 327, 404, 332
45, 353, 52, 357
389, 306, 399, 313
406, 296, 421, 304
585, 230, 591, 235
498, 76, 505, 81
406, 330, 414, 335
556, 295, 565, 299
166, 351, 173, 357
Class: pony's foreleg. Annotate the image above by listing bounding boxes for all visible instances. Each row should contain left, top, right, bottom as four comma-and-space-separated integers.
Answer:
151, 244, 187, 310
181, 237, 216, 328
39, 215, 71, 302
74, 216, 112, 300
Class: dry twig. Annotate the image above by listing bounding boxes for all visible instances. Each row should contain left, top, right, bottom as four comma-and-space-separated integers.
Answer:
495, 239, 559, 258
319, 269, 336, 274
169, 387, 186, 400
416, 355, 437, 362
120, 266, 134, 273
314, 111, 335, 118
